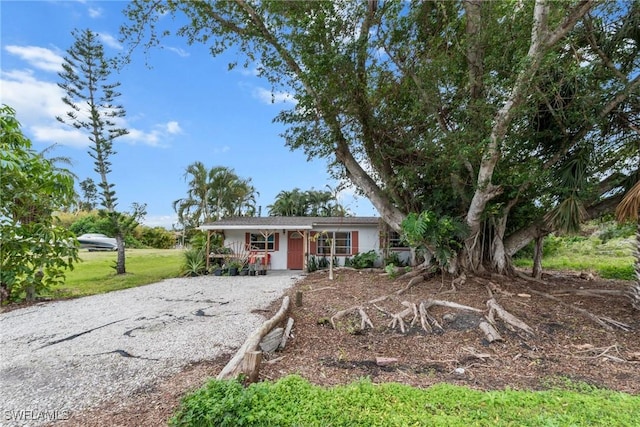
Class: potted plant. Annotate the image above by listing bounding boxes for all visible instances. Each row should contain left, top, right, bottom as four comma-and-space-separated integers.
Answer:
248, 264, 257, 276
212, 263, 223, 276
239, 263, 249, 276
228, 261, 243, 276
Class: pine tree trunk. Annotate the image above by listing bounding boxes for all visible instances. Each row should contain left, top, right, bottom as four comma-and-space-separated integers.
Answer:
115, 233, 126, 275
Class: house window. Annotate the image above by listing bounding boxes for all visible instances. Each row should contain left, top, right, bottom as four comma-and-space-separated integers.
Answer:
389, 231, 409, 249
317, 232, 351, 255
250, 233, 275, 251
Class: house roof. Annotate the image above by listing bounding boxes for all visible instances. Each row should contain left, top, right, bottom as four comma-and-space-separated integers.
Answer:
198, 216, 381, 231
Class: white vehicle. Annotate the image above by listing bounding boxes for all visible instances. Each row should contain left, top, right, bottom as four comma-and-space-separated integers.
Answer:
77, 233, 118, 251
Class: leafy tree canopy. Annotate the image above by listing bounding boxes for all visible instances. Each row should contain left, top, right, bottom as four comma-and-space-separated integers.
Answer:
123, 1, 639, 274
0, 105, 79, 303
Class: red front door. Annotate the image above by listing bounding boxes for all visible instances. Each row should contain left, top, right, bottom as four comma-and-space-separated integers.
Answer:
287, 231, 304, 270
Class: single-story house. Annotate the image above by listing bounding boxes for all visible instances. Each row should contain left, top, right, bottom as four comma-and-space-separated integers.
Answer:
198, 216, 410, 271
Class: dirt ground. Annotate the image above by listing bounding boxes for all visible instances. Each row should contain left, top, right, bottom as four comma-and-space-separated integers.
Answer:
56, 269, 639, 426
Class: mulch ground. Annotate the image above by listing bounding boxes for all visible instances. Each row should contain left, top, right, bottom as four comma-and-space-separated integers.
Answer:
54, 269, 640, 426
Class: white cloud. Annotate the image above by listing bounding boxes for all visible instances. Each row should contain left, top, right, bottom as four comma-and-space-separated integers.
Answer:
2, 60, 181, 149
164, 46, 190, 57
4, 45, 63, 73
123, 121, 183, 147
88, 7, 103, 18
1, 69, 67, 124
98, 33, 122, 50
253, 87, 296, 105
31, 125, 89, 148
165, 121, 182, 134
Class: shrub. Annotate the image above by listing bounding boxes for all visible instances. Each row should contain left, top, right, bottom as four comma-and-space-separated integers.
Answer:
181, 248, 206, 277
350, 250, 377, 269
384, 251, 406, 267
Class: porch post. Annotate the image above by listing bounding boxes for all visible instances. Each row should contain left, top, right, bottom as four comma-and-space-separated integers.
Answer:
205, 230, 211, 271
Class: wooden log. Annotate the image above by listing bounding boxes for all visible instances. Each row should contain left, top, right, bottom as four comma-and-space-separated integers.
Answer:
217, 296, 290, 380
486, 298, 534, 335
241, 351, 262, 384
295, 290, 303, 306
280, 317, 295, 349
479, 321, 503, 342
260, 327, 284, 353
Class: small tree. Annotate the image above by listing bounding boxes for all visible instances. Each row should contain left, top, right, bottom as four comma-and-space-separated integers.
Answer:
0, 105, 79, 303
57, 28, 144, 274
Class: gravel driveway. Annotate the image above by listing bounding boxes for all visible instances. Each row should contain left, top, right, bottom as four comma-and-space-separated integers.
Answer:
0, 272, 301, 427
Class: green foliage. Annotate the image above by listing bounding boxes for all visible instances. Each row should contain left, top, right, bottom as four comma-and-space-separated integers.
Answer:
267, 187, 347, 217
136, 226, 175, 249
384, 263, 397, 278
0, 105, 79, 303
307, 255, 318, 272
514, 232, 634, 280
181, 248, 207, 277
597, 221, 636, 243
173, 163, 258, 232
317, 256, 329, 269
349, 250, 377, 269
69, 212, 114, 236
384, 251, 407, 268
170, 375, 640, 427
402, 211, 468, 268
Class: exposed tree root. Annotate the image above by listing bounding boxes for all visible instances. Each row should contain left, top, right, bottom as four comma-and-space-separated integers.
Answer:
550, 288, 626, 297
515, 274, 632, 331
328, 269, 631, 344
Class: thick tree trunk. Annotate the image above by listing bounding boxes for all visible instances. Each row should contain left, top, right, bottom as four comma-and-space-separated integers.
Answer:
532, 236, 544, 279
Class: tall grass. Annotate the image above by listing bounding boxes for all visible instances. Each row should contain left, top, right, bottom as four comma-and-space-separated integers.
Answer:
48, 248, 183, 298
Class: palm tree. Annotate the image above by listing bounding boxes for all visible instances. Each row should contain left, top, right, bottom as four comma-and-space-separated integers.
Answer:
173, 161, 211, 228
174, 163, 258, 231
615, 180, 640, 310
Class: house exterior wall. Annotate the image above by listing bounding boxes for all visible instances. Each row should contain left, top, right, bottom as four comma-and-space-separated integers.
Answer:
222, 225, 383, 270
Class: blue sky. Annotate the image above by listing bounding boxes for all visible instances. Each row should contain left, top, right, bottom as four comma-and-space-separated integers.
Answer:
0, 0, 377, 229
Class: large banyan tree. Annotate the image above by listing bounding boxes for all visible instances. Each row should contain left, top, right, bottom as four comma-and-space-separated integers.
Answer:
123, 0, 639, 275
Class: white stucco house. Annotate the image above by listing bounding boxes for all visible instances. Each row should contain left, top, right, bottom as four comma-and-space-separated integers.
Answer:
198, 216, 410, 271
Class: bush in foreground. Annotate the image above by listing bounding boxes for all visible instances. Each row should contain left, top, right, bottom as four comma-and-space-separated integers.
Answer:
170, 375, 639, 427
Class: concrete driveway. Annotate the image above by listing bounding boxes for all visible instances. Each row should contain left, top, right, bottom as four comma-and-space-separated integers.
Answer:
0, 272, 301, 426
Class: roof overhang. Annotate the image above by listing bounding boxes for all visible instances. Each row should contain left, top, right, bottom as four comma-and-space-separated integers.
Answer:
198, 224, 313, 231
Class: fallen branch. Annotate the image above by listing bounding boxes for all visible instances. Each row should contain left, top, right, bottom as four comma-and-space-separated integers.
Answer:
217, 296, 290, 380
486, 298, 535, 335
479, 321, 503, 342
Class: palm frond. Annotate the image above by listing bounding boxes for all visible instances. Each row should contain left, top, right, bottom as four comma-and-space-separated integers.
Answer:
616, 180, 640, 222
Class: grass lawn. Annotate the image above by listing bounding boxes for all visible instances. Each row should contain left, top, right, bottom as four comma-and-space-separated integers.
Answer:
49, 248, 184, 298
513, 236, 634, 280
